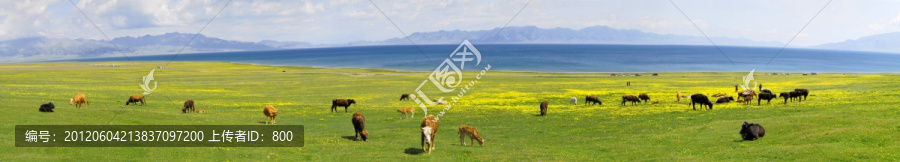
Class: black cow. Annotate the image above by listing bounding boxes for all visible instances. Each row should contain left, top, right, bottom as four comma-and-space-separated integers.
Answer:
757, 93, 777, 105
740, 122, 766, 141
794, 89, 809, 101
690, 93, 713, 110
779, 92, 791, 104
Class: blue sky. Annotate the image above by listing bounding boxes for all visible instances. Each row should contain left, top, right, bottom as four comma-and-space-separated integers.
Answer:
2, 0, 900, 46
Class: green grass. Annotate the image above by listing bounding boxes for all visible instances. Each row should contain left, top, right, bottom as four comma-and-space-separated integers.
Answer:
1, 61, 899, 161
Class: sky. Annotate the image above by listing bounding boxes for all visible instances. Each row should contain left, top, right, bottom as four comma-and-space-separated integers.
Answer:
2, 0, 900, 46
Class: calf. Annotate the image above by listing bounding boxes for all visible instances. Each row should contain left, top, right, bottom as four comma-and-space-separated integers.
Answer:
39, 102, 55, 112
458, 125, 484, 147
70, 93, 88, 108
397, 106, 415, 119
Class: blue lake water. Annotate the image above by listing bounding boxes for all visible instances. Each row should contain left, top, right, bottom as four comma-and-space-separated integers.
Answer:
67, 44, 900, 72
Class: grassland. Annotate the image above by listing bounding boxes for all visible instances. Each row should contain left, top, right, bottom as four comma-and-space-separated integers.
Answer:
1, 61, 899, 161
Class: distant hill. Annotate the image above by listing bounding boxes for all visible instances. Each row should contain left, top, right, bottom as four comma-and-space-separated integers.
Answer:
812, 32, 900, 54
0, 33, 312, 62
366, 26, 782, 46
111, 32, 273, 51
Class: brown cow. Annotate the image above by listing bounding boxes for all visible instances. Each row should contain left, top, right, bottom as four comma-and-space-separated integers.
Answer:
70, 93, 88, 108
182, 99, 195, 113
458, 125, 484, 147
126, 95, 145, 106
540, 101, 548, 116
352, 111, 368, 141
421, 115, 440, 154
622, 95, 641, 106
331, 99, 356, 113
397, 106, 415, 119
264, 105, 278, 124
585, 96, 602, 106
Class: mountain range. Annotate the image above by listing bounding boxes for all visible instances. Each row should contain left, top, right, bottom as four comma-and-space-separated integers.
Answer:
812, 32, 900, 54
368, 26, 783, 46
1, 25, 898, 62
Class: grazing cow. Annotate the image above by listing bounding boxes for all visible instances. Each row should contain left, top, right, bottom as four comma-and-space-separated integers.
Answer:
570, 96, 577, 105
716, 96, 735, 103
458, 125, 484, 147
794, 89, 809, 101
585, 96, 602, 106
779, 92, 792, 104
352, 111, 369, 142
690, 93, 713, 110
638, 93, 651, 104
740, 122, 766, 141
39, 102, 55, 112
622, 95, 641, 106
421, 115, 440, 154
540, 101, 548, 116
400, 93, 412, 101
331, 99, 356, 113
70, 93, 88, 108
676, 92, 686, 102
182, 99, 195, 113
126, 95, 145, 106
757, 92, 777, 105
264, 105, 278, 124
397, 106, 415, 118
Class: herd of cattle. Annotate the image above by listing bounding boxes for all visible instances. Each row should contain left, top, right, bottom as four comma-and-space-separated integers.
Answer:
35, 86, 808, 152
36, 93, 484, 154
556, 88, 810, 112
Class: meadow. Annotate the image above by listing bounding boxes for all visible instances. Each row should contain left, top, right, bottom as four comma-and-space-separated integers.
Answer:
1, 61, 899, 161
